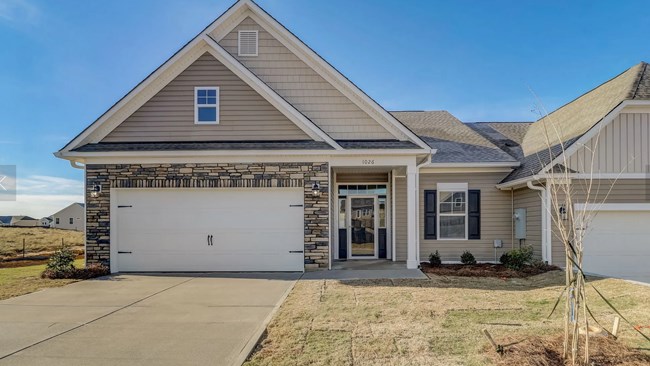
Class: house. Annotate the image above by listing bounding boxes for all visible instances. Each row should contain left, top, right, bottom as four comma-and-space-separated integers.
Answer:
0, 215, 41, 227
55, 0, 650, 281
41, 217, 53, 228
50, 203, 85, 231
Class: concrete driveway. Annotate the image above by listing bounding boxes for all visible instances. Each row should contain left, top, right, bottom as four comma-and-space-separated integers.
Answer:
0, 272, 299, 366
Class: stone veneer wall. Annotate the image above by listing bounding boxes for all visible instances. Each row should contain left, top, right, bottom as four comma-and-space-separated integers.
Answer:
85, 162, 329, 270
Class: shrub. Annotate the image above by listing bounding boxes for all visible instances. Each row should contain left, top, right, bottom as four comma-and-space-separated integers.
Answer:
428, 251, 442, 266
44, 248, 75, 276
460, 251, 476, 265
500, 245, 534, 270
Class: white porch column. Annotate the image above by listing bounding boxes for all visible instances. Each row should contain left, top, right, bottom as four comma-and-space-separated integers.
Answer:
406, 163, 418, 269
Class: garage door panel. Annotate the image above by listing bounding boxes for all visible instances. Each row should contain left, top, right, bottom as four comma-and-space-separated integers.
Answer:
582, 210, 650, 282
114, 188, 305, 272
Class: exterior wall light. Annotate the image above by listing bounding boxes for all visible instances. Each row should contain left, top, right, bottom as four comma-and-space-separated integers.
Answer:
90, 184, 102, 198
311, 182, 321, 197
559, 204, 568, 221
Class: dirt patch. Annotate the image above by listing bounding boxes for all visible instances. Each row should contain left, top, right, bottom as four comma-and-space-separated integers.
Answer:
487, 333, 650, 366
421, 263, 560, 278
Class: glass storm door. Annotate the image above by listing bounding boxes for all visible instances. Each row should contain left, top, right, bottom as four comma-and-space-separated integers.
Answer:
349, 197, 377, 257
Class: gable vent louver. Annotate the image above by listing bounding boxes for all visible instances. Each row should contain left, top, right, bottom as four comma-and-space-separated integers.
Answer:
238, 30, 258, 56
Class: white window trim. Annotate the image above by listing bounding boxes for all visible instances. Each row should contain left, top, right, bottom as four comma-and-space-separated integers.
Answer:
437, 183, 468, 240
194, 87, 219, 124
238, 30, 259, 57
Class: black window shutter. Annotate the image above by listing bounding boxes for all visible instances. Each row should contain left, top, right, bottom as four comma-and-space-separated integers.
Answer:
424, 190, 437, 240
468, 190, 481, 240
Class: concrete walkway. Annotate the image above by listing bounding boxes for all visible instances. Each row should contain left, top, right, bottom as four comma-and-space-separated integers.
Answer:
0, 273, 299, 366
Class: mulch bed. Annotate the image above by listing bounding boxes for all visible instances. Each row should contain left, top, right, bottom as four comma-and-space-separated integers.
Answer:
421, 263, 560, 278
487, 334, 650, 366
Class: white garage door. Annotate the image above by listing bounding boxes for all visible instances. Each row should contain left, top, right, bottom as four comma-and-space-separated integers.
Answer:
582, 206, 650, 283
113, 188, 305, 272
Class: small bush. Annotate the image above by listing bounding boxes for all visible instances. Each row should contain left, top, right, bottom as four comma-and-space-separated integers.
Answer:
44, 248, 75, 276
500, 245, 534, 270
428, 251, 442, 266
460, 251, 476, 265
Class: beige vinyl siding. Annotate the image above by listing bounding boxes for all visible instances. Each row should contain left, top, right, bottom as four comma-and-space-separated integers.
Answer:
216, 17, 396, 140
419, 172, 513, 262
567, 113, 650, 174
394, 177, 407, 261
102, 53, 310, 142
550, 179, 650, 266
513, 188, 543, 259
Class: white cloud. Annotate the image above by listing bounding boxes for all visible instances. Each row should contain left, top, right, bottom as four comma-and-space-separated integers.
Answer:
0, 0, 40, 25
0, 175, 83, 217
0, 194, 83, 218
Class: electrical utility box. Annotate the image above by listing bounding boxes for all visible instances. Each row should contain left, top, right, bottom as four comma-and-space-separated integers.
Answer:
514, 208, 527, 239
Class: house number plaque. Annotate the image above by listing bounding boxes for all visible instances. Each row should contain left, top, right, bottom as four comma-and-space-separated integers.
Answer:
362, 159, 375, 165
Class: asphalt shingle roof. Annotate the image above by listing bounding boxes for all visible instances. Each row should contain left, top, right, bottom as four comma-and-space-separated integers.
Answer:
73, 141, 335, 152
391, 111, 518, 163
336, 140, 419, 149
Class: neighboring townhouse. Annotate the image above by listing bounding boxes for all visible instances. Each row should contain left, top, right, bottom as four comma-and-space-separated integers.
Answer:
7, 216, 40, 227
55, 0, 649, 282
41, 217, 53, 228
50, 203, 85, 231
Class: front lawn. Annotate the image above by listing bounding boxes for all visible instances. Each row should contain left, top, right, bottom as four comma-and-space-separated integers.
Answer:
245, 271, 650, 366
0, 259, 84, 300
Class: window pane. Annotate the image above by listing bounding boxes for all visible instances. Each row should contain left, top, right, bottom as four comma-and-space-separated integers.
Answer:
198, 107, 217, 122
440, 216, 465, 239
440, 202, 453, 214
440, 191, 453, 204
378, 197, 386, 228
207, 89, 216, 97
197, 97, 207, 105
197, 89, 206, 97
338, 198, 346, 228
207, 97, 217, 104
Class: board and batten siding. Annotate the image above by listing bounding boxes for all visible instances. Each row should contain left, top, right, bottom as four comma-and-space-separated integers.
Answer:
216, 17, 396, 140
550, 179, 650, 266
512, 188, 543, 259
102, 53, 310, 142
567, 113, 650, 174
419, 173, 513, 262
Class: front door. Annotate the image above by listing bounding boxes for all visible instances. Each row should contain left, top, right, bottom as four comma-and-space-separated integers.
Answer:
348, 196, 377, 258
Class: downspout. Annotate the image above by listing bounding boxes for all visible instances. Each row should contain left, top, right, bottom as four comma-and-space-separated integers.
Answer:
527, 181, 551, 264
414, 156, 432, 265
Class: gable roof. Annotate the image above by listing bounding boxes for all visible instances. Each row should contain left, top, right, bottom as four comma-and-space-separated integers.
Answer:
496, 62, 650, 184
57, 0, 431, 158
523, 62, 648, 156
391, 111, 518, 164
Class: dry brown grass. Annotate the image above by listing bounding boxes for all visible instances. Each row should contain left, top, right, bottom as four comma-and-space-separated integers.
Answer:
0, 227, 84, 260
0, 259, 84, 300
245, 272, 650, 366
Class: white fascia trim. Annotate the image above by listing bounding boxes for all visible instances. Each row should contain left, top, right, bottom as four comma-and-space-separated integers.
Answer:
568, 173, 650, 179
60, 36, 207, 152
55, 148, 430, 160
200, 35, 341, 149
422, 162, 520, 168
575, 203, 650, 212
495, 174, 547, 190
539, 100, 650, 175
208, 2, 431, 150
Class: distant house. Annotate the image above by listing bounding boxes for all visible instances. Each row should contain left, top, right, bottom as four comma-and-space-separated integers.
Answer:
0, 216, 11, 226
50, 203, 85, 231
10, 216, 40, 227
41, 217, 53, 228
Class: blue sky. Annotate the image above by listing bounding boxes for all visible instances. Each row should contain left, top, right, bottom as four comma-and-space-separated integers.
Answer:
1, 0, 649, 217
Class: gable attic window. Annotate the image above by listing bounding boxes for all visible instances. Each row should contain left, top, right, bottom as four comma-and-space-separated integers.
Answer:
238, 30, 258, 56
194, 87, 219, 124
